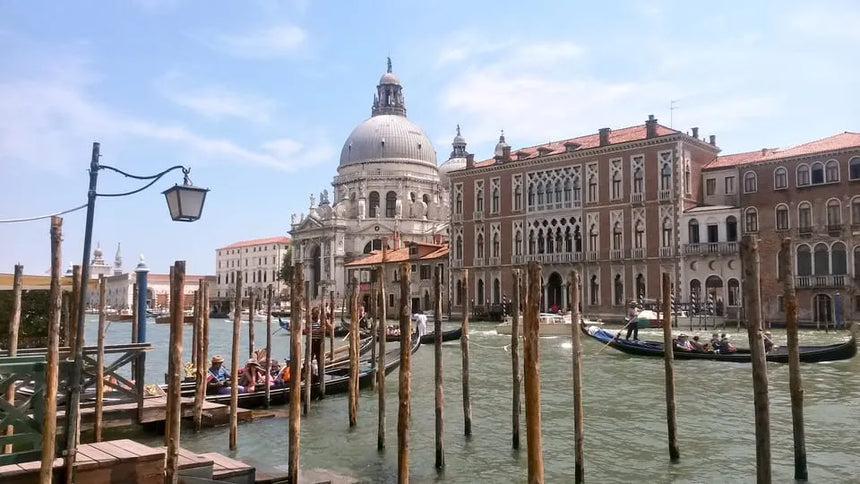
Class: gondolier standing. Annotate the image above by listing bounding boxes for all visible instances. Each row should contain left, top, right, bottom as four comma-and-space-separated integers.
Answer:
310, 307, 333, 381
625, 303, 640, 341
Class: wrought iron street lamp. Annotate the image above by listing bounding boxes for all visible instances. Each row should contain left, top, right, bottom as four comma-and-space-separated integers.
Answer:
64, 142, 209, 477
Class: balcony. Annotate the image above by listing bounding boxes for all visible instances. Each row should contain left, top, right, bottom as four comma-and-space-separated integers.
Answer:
452, 213, 462, 223
826, 223, 843, 235
610, 249, 624, 260
630, 192, 644, 204
658, 189, 672, 202
630, 247, 645, 259
512, 255, 525, 265
473, 211, 484, 221
571, 200, 582, 209
682, 242, 739, 256
451, 260, 462, 269
488, 257, 501, 266
798, 225, 814, 236
473, 258, 485, 267
571, 252, 583, 262
586, 251, 599, 261
795, 275, 847, 288
659, 246, 675, 257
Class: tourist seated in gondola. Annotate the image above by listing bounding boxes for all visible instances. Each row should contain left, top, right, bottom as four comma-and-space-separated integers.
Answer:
763, 331, 775, 352
717, 333, 737, 354
674, 334, 694, 351
206, 355, 231, 395
710, 333, 721, 351
690, 335, 706, 352
238, 358, 266, 392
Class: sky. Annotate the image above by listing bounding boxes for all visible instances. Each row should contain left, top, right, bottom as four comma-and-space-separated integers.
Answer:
1, 0, 858, 276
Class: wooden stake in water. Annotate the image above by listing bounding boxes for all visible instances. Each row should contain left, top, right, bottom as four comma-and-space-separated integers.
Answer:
662, 273, 680, 462
288, 263, 304, 483
781, 238, 807, 480
377, 248, 388, 450
461, 268, 472, 436
568, 271, 584, 482
94, 275, 107, 442
397, 262, 412, 484
41, 217, 62, 484
370, 272, 378, 392
348, 281, 359, 426
248, 291, 256, 358
318, 295, 326, 398
741, 235, 771, 484
329, 290, 335, 363
194, 282, 206, 431
230, 271, 243, 450
69, 264, 81, 353
433, 265, 445, 469
303, 287, 312, 416
266, 284, 273, 408
511, 268, 522, 450
3, 264, 23, 454
165, 261, 186, 484
524, 261, 544, 483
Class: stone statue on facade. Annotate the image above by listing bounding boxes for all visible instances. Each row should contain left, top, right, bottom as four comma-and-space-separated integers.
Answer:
309, 193, 316, 207
320, 189, 330, 205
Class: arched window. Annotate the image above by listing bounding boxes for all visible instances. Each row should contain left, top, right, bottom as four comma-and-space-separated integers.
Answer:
796, 245, 811, 276
363, 239, 384, 254
528, 230, 536, 254
689, 279, 701, 311
854, 246, 860, 278
588, 224, 598, 251
588, 175, 598, 202
456, 279, 462, 305
536, 182, 544, 205
813, 243, 829, 275
514, 184, 522, 210
574, 225, 582, 252
572, 178, 581, 201
826, 199, 842, 228
546, 229, 554, 253
537, 229, 545, 254
564, 226, 572, 252
613, 274, 624, 305
368, 191, 380, 217
777, 248, 786, 281
455, 190, 463, 214
563, 179, 572, 202
774, 167, 787, 189
493, 278, 501, 304
688, 219, 700, 244
477, 279, 485, 305
555, 181, 562, 203
825, 160, 839, 182
743, 171, 757, 193
476, 233, 485, 259
589, 274, 599, 306
612, 222, 622, 250
514, 230, 522, 256
744, 208, 758, 233
455, 235, 463, 260
636, 273, 646, 300
660, 163, 671, 190
423, 193, 431, 205
853, 196, 860, 225
491, 187, 500, 213
811, 162, 825, 184
385, 191, 397, 218
661, 217, 673, 247
492, 232, 500, 258
797, 164, 810, 186
634, 221, 645, 249
798, 202, 812, 230
612, 172, 622, 199
633, 168, 644, 193
555, 230, 563, 254
727, 279, 740, 306
850, 157, 860, 180
775, 204, 789, 231
527, 185, 535, 206
722, 216, 736, 243
831, 242, 847, 275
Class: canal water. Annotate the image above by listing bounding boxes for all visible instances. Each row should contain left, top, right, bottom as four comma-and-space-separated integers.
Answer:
88, 317, 860, 483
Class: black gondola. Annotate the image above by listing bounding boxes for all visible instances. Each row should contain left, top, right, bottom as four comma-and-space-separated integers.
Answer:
581, 322, 857, 363
418, 328, 462, 344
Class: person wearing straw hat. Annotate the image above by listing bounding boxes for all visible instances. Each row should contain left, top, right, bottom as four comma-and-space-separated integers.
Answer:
762, 330, 775, 353
206, 355, 230, 394
239, 358, 264, 393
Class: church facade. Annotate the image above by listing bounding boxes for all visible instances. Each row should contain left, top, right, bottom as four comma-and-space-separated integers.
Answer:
289, 60, 451, 303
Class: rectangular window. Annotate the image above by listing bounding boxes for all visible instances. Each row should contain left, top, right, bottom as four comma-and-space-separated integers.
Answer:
705, 178, 716, 196
490, 178, 500, 214
725, 176, 735, 194
707, 224, 718, 243
513, 175, 523, 211
853, 198, 860, 224
775, 170, 787, 189
776, 208, 789, 231
475, 180, 484, 212
611, 175, 622, 200
420, 265, 431, 280
454, 184, 463, 214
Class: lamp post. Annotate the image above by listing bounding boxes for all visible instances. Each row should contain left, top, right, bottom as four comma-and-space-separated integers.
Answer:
64, 142, 209, 481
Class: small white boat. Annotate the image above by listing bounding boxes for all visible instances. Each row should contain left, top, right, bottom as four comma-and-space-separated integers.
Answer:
496, 313, 574, 336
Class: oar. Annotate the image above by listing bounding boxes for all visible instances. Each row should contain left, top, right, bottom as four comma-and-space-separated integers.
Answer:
596, 320, 634, 355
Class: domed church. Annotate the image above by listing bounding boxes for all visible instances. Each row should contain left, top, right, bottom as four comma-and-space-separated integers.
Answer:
290, 59, 452, 300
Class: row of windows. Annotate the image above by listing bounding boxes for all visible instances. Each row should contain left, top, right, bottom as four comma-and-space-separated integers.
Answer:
780, 244, 860, 277
217, 245, 283, 257
744, 157, 860, 193
217, 256, 280, 269
687, 217, 739, 243
774, 197, 860, 231
217, 270, 279, 285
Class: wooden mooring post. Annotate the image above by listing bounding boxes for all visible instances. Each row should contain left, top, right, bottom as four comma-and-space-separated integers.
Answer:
524, 261, 544, 483
265, 284, 273, 408
192, 290, 199, 368
288, 263, 304, 483
165, 261, 186, 484
781, 238, 807, 480
377, 253, 387, 450
69, 264, 81, 354
662, 273, 680, 462
3, 264, 23, 454
194, 281, 206, 431
397, 262, 412, 484
318, 295, 326, 398
511, 268, 521, 450
248, 292, 256, 359
568, 271, 584, 482
94, 275, 107, 442
328, 290, 335, 364
369, 273, 378, 392
347, 281, 359, 426
40, 217, 62, 484
433, 265, 445, 469
740, 235, 771, 484
230, 271, 243, 450
461, 268, 472, 436
303, 287, 312, 416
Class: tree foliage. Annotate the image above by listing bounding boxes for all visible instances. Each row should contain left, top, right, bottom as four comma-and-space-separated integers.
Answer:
278, 245, 294, 283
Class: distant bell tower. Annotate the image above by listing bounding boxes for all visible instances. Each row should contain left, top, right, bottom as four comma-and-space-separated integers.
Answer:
371, 57, 406, 117
114, 243, 123, 275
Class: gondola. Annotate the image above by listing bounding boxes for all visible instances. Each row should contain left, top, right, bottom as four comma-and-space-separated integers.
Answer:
419, 328, 462, 344
581, 322, 857, 363
279, 317, 351, 338
200, 334, 421, 408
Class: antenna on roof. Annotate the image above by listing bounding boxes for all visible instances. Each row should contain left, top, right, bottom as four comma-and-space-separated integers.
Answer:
669, 100, 680, 128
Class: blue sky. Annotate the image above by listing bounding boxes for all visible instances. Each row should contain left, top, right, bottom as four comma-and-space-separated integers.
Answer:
1, 0, 858, 276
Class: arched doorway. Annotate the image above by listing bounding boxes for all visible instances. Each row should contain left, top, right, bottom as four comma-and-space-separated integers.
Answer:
493, 278, 501, 304
547, 272, 563, 312
705, 275, 724, 316
813, 294, 833, 325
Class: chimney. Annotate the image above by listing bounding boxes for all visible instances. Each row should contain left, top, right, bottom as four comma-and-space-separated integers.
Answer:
433, 233, 442, 245
502, 145, 512, 162
645, 114, 657, 138
466, 153, 474, 169
691, 127, 699, 139
709, 135, 716, 146
598, 128, 611, 147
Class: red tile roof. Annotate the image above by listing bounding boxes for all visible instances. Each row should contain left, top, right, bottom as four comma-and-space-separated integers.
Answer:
473, 123, 679, 168
220, 236, 291, 250
345, 243, 449, 267
706, 132, 860, 169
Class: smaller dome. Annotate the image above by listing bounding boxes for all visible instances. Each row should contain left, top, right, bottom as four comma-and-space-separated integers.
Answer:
94, 246, 103, 258
438, 156, 467, 185
379, 71, 400, 85
494, 129, 509, 157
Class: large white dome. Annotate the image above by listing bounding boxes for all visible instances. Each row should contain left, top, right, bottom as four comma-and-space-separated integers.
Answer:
339, 114, 437, 168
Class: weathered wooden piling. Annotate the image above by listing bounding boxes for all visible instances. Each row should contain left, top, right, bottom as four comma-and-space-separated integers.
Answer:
461, 269, 472, 436
266, 285, 273, 408
329, 290, 335, 363
524, 261, 544, 483
131, 282, 139, 344
433, 265, 445, 469
568, 271, 584, 482
69, 264, 81, 353
740, 235, 771, 484
370, 272, 378, 392
230, 271, 243, 450
3, 264, 23, 454
40, 217, 62, 484
511, 268, 522, 450
781, 238, 807, 480
165, 261, 186, 484
377, 252, 387, 450
348, 281, 359, 426
397, 262, 412, 484
661, 273, 680, 462
318, 296, 326, 398
248, 292, 256, 359
288, 263, 304, 483
192, 290, 199, 367
194, 281, 206, 431
94, 275, 107, 442
303, 288, 312, 416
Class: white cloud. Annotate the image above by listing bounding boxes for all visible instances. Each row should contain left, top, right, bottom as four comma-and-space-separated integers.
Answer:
216, 25, 307, 59
167, 87, 274, 122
